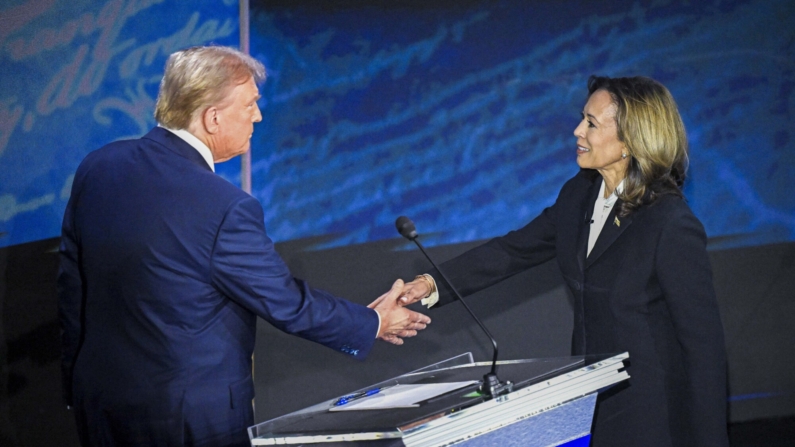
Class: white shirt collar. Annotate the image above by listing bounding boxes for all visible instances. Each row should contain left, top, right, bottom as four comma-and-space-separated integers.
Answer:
600, 178, 625, 206
158, 125, 215, 172
587, 177, 626, 256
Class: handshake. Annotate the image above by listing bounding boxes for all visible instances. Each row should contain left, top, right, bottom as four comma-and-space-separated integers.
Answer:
367, 277, 437, 345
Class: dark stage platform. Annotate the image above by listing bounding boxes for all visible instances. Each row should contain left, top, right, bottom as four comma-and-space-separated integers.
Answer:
1, 237, 793, 446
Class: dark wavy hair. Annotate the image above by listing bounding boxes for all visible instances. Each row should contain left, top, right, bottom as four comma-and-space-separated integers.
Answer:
587, 75, 689, 216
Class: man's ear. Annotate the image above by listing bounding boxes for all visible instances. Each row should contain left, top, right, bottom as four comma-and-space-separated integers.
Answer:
201, 107, 220, 134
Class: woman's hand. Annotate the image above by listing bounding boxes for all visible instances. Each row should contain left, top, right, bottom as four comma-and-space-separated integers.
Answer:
397, 277, 431, 306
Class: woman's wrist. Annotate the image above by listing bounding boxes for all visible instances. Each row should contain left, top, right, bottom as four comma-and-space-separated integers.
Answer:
414, 274, 436, 298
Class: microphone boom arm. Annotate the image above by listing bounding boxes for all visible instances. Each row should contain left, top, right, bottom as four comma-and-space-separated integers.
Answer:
396, 216, 513, 399
410, 238, 499, 375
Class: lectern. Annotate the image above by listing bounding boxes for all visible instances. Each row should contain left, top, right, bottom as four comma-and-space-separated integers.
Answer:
249, 352, 629, 447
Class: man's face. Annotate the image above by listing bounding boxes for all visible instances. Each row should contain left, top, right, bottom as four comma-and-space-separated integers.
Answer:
210, 77, 262, 163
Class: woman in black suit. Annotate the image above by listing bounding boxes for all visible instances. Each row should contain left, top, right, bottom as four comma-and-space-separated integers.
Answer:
398, 76, 729, 446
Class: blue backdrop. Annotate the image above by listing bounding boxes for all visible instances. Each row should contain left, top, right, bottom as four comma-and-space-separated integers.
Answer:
2, 0, 793, 251
249, 0, 795, 250
0, 0, 240, 248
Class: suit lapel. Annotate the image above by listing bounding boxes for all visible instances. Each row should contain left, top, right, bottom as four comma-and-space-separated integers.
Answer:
576, 178, 602, 274
585, 199, 634, 269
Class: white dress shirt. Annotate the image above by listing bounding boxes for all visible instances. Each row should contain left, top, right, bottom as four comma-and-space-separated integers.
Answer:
159, 125, 216, 172
587, 178, 624, 256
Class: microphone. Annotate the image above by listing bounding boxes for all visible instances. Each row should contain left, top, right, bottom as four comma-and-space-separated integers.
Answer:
396, 216, 417, 240
395, 216, 513, 399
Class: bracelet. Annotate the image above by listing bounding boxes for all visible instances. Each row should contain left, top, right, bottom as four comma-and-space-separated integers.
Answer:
414, 274, 436, 298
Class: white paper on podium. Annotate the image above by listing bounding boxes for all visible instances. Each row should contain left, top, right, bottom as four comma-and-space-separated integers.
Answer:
329, 381, 478, 411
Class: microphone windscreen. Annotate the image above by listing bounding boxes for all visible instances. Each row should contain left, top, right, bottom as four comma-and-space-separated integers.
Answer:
395, 216, 417, 240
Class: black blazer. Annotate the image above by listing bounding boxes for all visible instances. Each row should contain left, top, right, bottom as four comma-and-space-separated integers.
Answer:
432, 170, 728, 447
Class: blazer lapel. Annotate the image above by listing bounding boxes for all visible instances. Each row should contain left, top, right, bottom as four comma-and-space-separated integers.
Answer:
585, 199, 633, 269
576, 178, 602, 273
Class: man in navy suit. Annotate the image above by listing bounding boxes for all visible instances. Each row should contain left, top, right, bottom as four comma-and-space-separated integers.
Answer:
58, 45, 431, 447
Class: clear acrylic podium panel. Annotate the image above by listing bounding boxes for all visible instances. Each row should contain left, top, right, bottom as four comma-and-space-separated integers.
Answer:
248, 352, 629, 446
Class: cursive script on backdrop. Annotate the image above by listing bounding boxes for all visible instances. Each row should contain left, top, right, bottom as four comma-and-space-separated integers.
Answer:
0, 0, 236, 234
0, 0, 235, 156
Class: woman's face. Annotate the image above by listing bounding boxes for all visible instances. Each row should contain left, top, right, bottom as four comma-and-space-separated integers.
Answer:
573, 89, 629, 181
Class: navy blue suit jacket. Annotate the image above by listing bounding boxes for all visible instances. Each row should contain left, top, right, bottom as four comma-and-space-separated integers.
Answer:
431, 170, 728, 447
58, 127, 378, 446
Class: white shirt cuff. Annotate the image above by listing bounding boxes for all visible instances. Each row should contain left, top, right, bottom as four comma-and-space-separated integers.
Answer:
374, 309, 381, 338
420, 275, 439, 308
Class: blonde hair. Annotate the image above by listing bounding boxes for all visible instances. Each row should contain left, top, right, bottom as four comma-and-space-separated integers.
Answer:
587, 75, 689, 216
154, 46, 266, 129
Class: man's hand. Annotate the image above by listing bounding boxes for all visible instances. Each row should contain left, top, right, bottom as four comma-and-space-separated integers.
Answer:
369, 279, 431, 345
